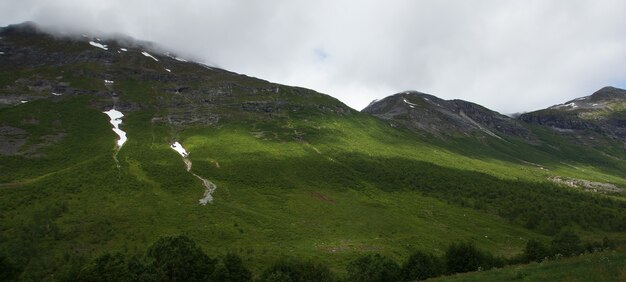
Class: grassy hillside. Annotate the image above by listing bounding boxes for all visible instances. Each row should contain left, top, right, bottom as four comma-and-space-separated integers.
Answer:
1, 26, 625, 280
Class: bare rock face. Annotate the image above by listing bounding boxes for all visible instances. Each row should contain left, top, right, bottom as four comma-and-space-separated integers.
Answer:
0, 22, 355, 128
363, 91, 535, 141
519, 87, 626, 144
0, 126, 28, 155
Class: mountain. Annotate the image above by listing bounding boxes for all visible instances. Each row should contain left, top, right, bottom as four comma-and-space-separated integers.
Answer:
362, 91, 534, 140
1, 22, 625, 280
364, 88, 626, 177
519, 86, 626, 146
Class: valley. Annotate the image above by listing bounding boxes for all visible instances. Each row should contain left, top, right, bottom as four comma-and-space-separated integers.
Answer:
0, 22, 625, 280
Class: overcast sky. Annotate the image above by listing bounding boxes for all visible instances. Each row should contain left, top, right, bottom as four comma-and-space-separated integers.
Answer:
2, 0, 625, 113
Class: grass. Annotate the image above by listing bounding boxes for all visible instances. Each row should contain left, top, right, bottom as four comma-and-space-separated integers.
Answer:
1, 33, 625, 279
433, 250, 626, 282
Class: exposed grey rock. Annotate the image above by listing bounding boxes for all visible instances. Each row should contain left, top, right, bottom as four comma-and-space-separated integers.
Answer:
363, 91, 535, 141
519, 86, 626, 144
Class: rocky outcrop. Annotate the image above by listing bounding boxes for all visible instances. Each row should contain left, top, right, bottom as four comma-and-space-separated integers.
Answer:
363, 91, 534, 140
519, 87, 626, 144
0, 22, 354, 128
549, 176, 623, 194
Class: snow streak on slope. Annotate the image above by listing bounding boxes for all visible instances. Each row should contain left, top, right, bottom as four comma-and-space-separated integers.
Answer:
141, 51, 159, 61
89, 41, 108, 50
103, 109, 127, 147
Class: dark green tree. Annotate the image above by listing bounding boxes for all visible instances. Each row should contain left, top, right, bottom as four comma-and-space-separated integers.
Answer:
0, 255, 19, 282
401, 250, 444, 281
77, 253, 136, 282
523, 240, 550, 262
259, 258, 333, 282
146, 235, 217, 282
444, 242, 485, 274
346, 254, 401, 282
551, 230, 582, 257
211, 253, 252, 282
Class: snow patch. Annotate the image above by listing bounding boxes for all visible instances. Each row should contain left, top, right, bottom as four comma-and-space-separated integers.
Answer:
164, 68, 171, 72
175, 57, 187, 62
170, 141, 189, 157
403, 98, 418, 107
0, 52, 4, 55
20, 100, 28, 104
104, 80, 114, 85
89, 41, 108, 50
141, 51, 159, 61
552, 102, 579, 109
103, 109, 127, 147
52, 92, 62, 96
120, 48, 127, 52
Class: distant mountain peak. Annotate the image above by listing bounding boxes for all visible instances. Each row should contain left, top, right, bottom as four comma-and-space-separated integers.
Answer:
363, 91, 534, 140
520, 86, 626, 145
589, 86, 626, 102
547, 86, 626, 111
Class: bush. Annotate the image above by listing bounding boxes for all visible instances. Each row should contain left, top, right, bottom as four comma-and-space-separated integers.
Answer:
523, 240, 551, 263
401, 250, 444, 281
0, 255, 19, 282
211, 253, 252, 282
146, 235, 217, 281
346, 254, 401, 282
551, 230, 582, 257
444, 242, 503, 274
259, 258, 333, 282
77, 253, 152, 282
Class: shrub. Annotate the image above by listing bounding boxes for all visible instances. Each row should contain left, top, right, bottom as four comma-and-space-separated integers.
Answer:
0, 255, 19, 282
444, 242, 503, 274
346, 254, 401, 282
77, 253, 150, 282
523, 240, 551, 262
401, 250, 444, 281
259, 258, 333, 282
211, 253, 252, 282
146, 235, 217, 282
551, 230, 582, 257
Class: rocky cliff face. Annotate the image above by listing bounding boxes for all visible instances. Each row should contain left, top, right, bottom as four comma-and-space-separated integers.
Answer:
362, 91, 534, 140
519, 87, 626, 145
0, 22, 353, 125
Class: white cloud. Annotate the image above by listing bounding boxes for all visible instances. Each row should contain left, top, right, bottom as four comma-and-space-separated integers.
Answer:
1, 0, 625, 113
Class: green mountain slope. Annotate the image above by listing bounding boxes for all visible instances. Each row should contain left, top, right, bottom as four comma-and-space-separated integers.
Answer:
1, 22, 625, 280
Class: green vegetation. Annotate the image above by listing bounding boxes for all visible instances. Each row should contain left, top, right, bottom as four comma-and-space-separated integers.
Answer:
1, 31, 625, 280
434, 251, 626, 282
346, 254, 401, 282
12, 233, 611, 281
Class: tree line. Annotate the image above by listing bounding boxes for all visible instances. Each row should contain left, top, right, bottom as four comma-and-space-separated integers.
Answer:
0, 230, 614, 281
